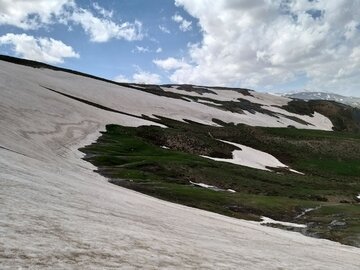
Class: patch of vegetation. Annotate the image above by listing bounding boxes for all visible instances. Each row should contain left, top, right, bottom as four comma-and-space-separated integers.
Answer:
128, 84, 191, 101
159, 84, 253, 97
176, 84, 218, 95
210, 86, 254, 96
281, 99, 315, 116
80, 121, 360, 247
207, 99, 312, 125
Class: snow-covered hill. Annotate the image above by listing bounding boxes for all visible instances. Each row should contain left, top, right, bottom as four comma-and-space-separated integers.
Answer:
1, 58, 359, 269
284, 91, 360, 108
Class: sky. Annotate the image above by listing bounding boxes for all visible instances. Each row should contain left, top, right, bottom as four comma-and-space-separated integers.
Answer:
0, 0, 359, 97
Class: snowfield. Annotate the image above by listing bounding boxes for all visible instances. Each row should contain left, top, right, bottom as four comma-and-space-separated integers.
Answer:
24, 66, 332, 130
161, 86, 333, 131
1, 60, 359, 269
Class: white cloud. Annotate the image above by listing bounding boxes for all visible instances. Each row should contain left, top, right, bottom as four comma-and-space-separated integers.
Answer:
114, 71, 162, 84
172, 14, 181, 23
71, 9, 143, 42
132, 46, 162, 54
159, 25, 171, 34
0, 0, 74, 30
168, 0, 360, 95
132, 46, 150, 53
133, 71, 161, 84
0, 33, 79, 64
113, 74, 130, 83
92, 2, 113, 18
153, 57, 190, 70
172, 14, 192, 32
0, 0, 143, 43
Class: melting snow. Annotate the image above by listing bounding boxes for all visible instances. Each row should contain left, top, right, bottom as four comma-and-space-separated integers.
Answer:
203, 140, 301, 173
295, 207, 321, 219
189, 181, 235, 193
190, 181, 217, 189
289, 168, 305, 175
261, 217, 307, 228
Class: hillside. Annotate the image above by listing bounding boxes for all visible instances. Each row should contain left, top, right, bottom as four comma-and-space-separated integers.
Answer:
1, 56, 360, 269
285, 91, 360, 108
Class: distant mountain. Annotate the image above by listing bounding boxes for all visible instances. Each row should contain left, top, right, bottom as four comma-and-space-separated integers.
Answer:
284, 91, 360, 108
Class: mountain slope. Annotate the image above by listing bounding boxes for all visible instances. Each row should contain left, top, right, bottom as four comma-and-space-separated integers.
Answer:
1, 57, 360, 269
0, 55, 335, 130
285, 91, 360, 108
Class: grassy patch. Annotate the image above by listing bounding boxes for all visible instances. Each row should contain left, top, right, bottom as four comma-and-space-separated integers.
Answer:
297, 158, 360, 177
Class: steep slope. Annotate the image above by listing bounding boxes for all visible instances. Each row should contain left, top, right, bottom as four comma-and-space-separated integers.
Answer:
1, 58, 360, 269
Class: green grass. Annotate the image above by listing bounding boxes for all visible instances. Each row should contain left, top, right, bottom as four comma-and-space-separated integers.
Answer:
264, 126, 360, 140
80, 122, 360, 247
297, 158, 360, 177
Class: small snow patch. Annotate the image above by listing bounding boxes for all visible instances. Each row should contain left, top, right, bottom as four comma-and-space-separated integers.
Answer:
203, 140, 303, 173
289, 169, 305, 175
295, 206, 320, 219
189, 181, 235, 193
190, 181, 222, 191
260, 217, 307, 228
190, 181, 215, 189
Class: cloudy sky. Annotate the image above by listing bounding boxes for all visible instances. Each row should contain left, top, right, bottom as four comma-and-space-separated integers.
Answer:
0, 0, 359, 96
